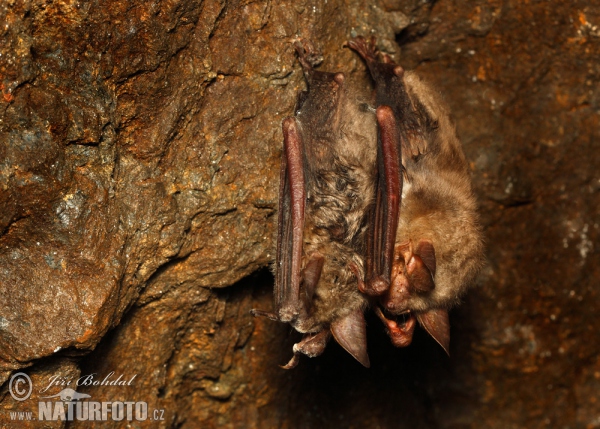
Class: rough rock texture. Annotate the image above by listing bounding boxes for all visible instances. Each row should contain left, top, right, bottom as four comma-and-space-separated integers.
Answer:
0, 0, 598, 428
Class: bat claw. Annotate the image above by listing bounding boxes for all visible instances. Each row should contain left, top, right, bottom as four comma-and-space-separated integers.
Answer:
281, 330, 332, 369
346, 35, 379, 64
280, 354, 300, 370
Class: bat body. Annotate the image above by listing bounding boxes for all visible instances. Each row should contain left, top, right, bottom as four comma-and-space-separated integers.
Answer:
348, 37, 484, 353
252, 41, 377, 368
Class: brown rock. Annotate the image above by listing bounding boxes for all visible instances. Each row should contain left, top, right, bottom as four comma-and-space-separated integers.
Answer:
0, 0, 598, 428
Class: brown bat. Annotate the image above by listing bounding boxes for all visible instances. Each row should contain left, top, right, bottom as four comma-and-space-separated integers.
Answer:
251, 40, 377, 368
347, 36, 484, 354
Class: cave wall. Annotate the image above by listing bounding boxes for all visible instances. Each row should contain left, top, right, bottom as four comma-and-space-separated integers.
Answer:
0, 0, 598, 427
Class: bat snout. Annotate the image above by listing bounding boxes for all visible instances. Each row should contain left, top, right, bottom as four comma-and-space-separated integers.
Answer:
381, 297, 406, 314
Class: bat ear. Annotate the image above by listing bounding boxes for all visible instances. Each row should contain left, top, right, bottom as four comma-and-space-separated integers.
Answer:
404, 240, 436, 294
415, 239, 436, 277
416, 309, 450, 355
301, 253, 324, 303
331, 309, 370, 367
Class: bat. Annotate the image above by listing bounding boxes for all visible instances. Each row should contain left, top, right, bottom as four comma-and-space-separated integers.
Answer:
347, 36, 484, 354
253, 36, 484, 368
251, 40, 378, 368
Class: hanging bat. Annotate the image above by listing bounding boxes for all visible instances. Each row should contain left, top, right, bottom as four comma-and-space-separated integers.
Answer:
251, 40, 378, 368
347, 36, 484, 354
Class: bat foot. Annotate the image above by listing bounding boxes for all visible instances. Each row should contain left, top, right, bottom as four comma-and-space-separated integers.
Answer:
279, 354, 300, 369
281, 330, 332, 369
346, 35, 378, 63
405, 130, 428, 157
293, 39, 323, 71
280, 354, 300, 370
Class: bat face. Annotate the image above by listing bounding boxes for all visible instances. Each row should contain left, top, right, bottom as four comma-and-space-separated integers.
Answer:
252, 36, 483, 368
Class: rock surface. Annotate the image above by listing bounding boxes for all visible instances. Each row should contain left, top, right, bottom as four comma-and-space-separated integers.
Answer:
0, 0, 598, 427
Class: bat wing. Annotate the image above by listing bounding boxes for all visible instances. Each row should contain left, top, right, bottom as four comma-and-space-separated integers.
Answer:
274, 117, 307, 323
250, 117, 311, 328
363, 106, 402, 295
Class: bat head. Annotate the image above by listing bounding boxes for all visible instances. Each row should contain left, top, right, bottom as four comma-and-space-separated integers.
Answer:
294, 252, 371, 367
372, 240, 451, 354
